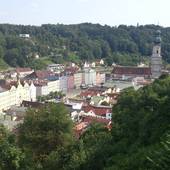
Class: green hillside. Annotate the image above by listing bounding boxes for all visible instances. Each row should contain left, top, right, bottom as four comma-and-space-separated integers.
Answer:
0, 23, 169, 69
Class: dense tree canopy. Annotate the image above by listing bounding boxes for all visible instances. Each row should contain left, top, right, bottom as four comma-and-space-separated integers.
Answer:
18, 103, 73, 161
0, 125, 27, 170
0, 23, 170, 69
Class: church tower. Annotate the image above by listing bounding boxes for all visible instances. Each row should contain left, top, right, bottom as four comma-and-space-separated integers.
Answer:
151, 30, 162, 79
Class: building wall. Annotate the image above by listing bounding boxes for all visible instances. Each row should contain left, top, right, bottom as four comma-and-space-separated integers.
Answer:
151, 45, 162, 78
29, 83, 36, 101
48, 80, 60, 93
36, 85, 48, 97
96, 72, 106, 84
96, 73, 101, 85
67, 75, 74, 91
82, 72, 85, 84
74, 72, 83, 88
113, 74, 149, 79
0, 81, 37, 113
0, 90, 11, 112
59, 76, 67, 92
100, 73, 105, 83
56, 80, 60, 91
35, 79, 60, 97
84, 68, 96, 85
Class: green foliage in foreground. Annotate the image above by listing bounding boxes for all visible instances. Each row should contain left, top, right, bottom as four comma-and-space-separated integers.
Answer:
18, 103, 73, 166
1, 76, 170, 169
0, 125, 28, 170
147, 132, 170, 170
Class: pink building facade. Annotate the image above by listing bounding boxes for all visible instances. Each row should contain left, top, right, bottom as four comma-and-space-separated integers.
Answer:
67, 74, 74, 92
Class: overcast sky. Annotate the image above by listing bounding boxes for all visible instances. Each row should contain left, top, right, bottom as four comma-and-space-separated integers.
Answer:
0, 0, 169, 27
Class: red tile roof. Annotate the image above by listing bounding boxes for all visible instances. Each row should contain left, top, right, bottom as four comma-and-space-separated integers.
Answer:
88, 86, 108, 92
64, 67, 79, 74
112, 66, 151, 75
16, 67, 32, 73
82, 105, 112, 116
33, 80, 48, 86
27, 70, 55, 79
74, 122, 89, 131
0, 80, 25, 90
73, 116, 111, 139
80, 86, 109, 97
82, 115, 111, 124
80, 90, 100, 97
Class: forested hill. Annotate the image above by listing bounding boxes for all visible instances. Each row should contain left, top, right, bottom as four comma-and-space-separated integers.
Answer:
0, 23, 170, 69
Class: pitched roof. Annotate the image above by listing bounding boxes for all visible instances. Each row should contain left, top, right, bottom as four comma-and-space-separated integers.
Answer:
74, 122, 89, 131
88, 86, 108, 92
80, 90, 100, 97
33, 80, 48, 86
26, 70, 55, 80
80, 86, 108, 97
16, 67, 32, 73
82, 105, 112, 116
0, 80, 22, 90
112, 66, 151, 75
73, 116, 111, 139
64, 67, 79, 74
82, 115, 111, 125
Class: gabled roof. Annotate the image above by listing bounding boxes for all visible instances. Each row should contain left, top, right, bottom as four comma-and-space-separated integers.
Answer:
64, 67, 79, 74
80, 90, 100, 97
0, 80, 25, 90
33, 80, 48, 86
112, 66, 151, 75
26, 70, 56, 80
73, 116, 111, 139
82, 115, 111, 124
82, 105, 112, 116
80, 86, 109, 98
16, 67, 32, 73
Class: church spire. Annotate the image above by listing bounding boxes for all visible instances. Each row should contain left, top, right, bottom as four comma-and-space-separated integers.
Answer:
154, 30, 161, 45
151, 30, 162, 79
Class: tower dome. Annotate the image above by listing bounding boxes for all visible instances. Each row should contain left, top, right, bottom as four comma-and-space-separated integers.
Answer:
154, 30, 161, 44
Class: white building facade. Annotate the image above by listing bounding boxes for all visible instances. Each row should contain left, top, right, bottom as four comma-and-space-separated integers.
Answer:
0, 81, 36, 113
74, 72, 83, 89
59, 76, 68, 92
84, 68, 96, 85
34, 79, 60, 97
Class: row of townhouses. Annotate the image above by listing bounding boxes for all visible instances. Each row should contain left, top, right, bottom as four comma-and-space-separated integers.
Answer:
0, 80, 36, 113
0, 67, 105, 113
